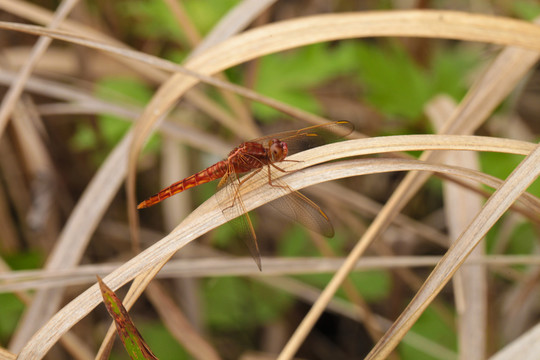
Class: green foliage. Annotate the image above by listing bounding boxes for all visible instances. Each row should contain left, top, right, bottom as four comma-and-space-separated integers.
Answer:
468, 152, 540, 265
70, 123, 96, 150
0, 251, 41, 345
136, 322, 190, 360
429, 47, 479, 104
71, 77, 159, 163
95, 77, 154, 109
94, 77, 155, 147
513, 1, 540, 20
480, 151, 540, 197
252, 40, 478, 129
278, 224, 320, 257
506, 222, 536, 256
278, 225, 391, 302
3, 250, 43, 270
253, 42, 360, 120
117, 0, 183, 41
0, 294, 24, 345
356, 43, 429, 119
355, 42, 478, 121
117, 0, 239, 46
210, 210, 260, 251
485, 220, 501, 254
399, 306, 457, 360
109, 322, 189, 360
480, 152, 524, 180
296, 270, 390, 303
183, 0, 240, 34
278, 223, 355, 258
211, 220, 239, 249
97, 77, 159, 150
203, 277, 293, 329
487, 221, 536, 272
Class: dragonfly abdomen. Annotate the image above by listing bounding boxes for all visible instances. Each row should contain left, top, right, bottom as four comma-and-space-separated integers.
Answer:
137, 161, 228, 209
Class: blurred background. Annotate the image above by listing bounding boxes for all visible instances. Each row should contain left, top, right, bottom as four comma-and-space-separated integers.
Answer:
1, 1, 540, 359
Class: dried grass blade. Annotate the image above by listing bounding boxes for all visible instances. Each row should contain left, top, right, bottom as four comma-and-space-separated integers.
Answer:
0, 347, 16, 359
429, 95, 487, 359
124, 10, 540, 245
277, 15, 540, 360
490, 322, 540, 360
16, 133, 131, 358
366, 146, 540, 359
1, 0, 81, 352
14, 134, 540, 359
5, 254, 540, 293
184, 0, 277, 133
4, 10, 540, 357
188, 0, 276, 59
145, 282, 221, 360
0, 0, 78, 139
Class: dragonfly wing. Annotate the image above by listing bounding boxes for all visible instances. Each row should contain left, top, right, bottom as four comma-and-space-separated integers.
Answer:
267, 179, 334, 238
215, 164, 263, 271
251, 120, 354, 154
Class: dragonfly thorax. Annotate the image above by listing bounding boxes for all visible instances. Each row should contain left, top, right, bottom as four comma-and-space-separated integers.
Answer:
268, 139, 288, 162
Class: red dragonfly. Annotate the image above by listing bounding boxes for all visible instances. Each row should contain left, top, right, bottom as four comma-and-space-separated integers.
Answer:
138, 120, 353, 270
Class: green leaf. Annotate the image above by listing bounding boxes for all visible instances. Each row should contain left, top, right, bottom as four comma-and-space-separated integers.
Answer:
4, 250, 43, 270
70, 123, 98, 151
296, 270, 391, 303
507, 222, 536, 256
277, 224, 319, 257
253, 42, 360, 120
278, 225, 390, 301
488, 221, 536, 272
485, 220, 501, 254
513, 1, 540, 20
117, 0, 240, 44
479, 152, 540, 198
183, 0, 241, 35
399, 306, 457, 360
204, 277, 293, 329
429, 46, 479, 101
137, 322, 190, 360
95, 77, 153, 105
356, 42, 478, 120
98, 277, 158, 360
94, 77, 155, 150
356, 43, 430, 119
0, 294, 24, 343
70, 77, 160, 162
211, 211, 259, 252
116, 0, 184, 42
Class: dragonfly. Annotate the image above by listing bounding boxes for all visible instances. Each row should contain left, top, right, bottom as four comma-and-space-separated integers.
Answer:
137, 120, 354, 270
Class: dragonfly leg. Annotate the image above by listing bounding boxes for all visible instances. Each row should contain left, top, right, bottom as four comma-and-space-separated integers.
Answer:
272, 159, 300, 172
280, 159, 301, 164
270, 157, 303, 175
226, 168, 262, 210
238, 168, 262, 186
267, 164, 290, 189
269, 163, 291, 174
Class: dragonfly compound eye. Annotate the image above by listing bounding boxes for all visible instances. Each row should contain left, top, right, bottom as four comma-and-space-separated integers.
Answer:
269, 139, 287, 161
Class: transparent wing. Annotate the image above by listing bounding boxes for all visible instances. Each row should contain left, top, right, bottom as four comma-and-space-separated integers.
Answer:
251, 120, 354, 154
214, 122, 350, 270
215, 160, 263, 271
266, 177, 334, 238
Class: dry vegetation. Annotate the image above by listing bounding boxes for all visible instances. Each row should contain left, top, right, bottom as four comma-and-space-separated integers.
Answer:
1, 0, 540, 359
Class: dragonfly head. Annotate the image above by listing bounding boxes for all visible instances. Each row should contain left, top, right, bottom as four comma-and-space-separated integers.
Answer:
269, 139, 288, 162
